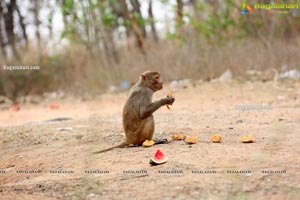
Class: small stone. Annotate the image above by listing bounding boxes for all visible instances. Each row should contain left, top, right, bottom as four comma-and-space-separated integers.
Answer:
87, 193, 96, 198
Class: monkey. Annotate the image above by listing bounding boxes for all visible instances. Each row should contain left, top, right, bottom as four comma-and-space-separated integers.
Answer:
94, 71, 175, 153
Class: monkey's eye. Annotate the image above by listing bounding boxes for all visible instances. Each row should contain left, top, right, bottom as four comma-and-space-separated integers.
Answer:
156, 76, 159, 80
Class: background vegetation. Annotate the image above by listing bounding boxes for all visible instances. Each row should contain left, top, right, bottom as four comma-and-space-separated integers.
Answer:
0, 0, 300, 100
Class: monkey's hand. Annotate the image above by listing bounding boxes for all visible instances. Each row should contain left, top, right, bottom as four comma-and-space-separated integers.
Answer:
161, 97, 175, 106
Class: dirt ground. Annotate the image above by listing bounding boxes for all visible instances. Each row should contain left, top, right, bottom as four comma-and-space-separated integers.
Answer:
0, 81, 300, 200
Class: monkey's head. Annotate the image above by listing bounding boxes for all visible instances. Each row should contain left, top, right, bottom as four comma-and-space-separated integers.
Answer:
140, 71, 163, 91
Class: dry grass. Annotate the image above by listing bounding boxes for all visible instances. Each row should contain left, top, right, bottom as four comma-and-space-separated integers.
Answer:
0, 36, 300, 99
118, 36, 300, 81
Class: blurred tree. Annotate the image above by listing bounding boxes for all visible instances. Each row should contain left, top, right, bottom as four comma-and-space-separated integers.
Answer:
16, 5, 28, 49
130, 0, 147, 38
33, 0, 41, 57
4, 0, 19, 59
176, 0, 183, 31
0, 1, 7, 59
99, 0, 119, 64
148, 0, 158, 42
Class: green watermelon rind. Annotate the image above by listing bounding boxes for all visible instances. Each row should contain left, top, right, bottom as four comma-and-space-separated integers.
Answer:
149, 157, 168, 165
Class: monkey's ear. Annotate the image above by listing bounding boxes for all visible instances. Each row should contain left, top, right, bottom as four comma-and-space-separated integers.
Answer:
140, 74, 146, 81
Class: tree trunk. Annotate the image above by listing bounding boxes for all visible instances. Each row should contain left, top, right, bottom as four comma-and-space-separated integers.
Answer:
46, 1, 54, 40
176, 0, 183, 35
148, 0, 158, 42
129, 13, 145, 55
4, 0, 19, 59
16, 5, 28, 49
33, 0, 41, 56
107, 28, 119, 64
119, 0, 132, 39
189, 0, 201, 21
130, 0, 147, 38
0, 2, 7, 59
120, 0, 145, 55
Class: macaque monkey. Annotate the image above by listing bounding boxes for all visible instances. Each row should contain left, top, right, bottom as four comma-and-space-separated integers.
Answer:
94, 71, 175, 153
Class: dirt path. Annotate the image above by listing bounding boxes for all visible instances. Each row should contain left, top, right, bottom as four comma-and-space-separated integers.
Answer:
0, 81, 300, 200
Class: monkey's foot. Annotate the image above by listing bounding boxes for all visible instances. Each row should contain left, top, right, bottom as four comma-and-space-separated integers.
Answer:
153, 138, 169, 145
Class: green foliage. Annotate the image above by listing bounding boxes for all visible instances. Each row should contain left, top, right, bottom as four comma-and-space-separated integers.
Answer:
61, 0, 74, 16
166, 32, 186, 44
122, 19, 131, 27
188, 0, 235, 43
189, 17, 211, 38
196, 1, 205, 11
159, 0, 169, 4
48, 16, 53, 24
61, 28, 76, 39
101, 9, 118, 28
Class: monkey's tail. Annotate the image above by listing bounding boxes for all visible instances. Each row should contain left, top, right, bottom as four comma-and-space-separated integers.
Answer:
93, 142, 128, 154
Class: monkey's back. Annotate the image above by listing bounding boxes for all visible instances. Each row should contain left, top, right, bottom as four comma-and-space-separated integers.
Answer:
122, 86, 155, 145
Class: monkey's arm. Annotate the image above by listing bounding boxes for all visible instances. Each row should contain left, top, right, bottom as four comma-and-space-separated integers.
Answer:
140, 100, 162, 119
140, 98, 174, 119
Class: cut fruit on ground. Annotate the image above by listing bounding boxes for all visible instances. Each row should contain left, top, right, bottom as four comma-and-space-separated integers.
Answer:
210, 135, 222, 143
184, 136, 198, 144
149, 149, 168, 165
142, 140, 155, 147
240, 134, 254, 143
172, 134, 184, 140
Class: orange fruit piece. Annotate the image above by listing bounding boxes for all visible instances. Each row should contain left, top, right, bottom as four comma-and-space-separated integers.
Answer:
166, 92, 174, 110
184, 136, 198, 144
240, 134, 254, 143
172, 134, 184, 140
210, 135, 222, 143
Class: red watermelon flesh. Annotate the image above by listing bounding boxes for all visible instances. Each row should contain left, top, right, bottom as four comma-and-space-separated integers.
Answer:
10, 104, 20, 111
154, 149, 164, 159
150, 149, 168, 165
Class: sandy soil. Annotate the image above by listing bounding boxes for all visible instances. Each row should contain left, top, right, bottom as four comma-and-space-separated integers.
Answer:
0, 81, 300, 200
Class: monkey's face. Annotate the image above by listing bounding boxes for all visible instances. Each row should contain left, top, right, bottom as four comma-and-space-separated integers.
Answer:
141, 72, 163, 92
151, 73, 163, 91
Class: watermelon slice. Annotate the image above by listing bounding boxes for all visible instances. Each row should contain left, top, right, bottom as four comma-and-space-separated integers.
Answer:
10, 104, 20, 111
149, 149, 168, 165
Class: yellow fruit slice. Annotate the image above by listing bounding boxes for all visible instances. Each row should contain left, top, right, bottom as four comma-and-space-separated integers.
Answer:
142, 140, 155, 147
